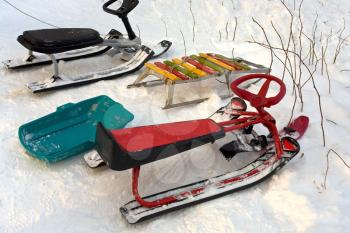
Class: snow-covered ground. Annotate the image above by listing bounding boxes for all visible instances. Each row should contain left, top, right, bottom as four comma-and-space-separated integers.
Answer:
0, 0, 349, 232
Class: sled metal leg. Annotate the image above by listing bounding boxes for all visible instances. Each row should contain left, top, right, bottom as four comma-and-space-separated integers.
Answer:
219, 71, 234, 99
129, 68, 151, 87
127, 68, 165, 88
163, 80, 209, 109
25, 50, 36, 62
48, 54, 60, 78
164, 80, 174, 108
132, 166, 206, 208
132, 166, 177, 208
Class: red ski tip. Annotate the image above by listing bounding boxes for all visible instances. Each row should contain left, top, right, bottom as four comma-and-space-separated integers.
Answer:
288, 115, 309, 140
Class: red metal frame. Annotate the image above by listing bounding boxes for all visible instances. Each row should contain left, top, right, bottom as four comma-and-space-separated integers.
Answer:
131, 74, 286, 209
131, 110, 283, 208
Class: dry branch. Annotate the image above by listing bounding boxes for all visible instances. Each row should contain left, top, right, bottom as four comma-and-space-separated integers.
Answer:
252, 17, 274, 70
180, 29, 187, 56
161, 18, 168, 37
247, 40, 326, 146
189, 0, 196, 42
225, 21, 229, 40
136, 24, 141, 38
324, 29, 333, 94
323, 149, 350, 189
232, 16, 238, 41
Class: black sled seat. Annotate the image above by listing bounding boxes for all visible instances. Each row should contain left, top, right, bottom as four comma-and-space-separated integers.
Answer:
17, 28, 104, 54
96, 119, 226, 171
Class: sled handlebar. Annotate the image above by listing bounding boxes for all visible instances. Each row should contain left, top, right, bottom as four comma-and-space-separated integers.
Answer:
103, 0, 139, 17
103, 0, 139, 40
231, 74, 286, 109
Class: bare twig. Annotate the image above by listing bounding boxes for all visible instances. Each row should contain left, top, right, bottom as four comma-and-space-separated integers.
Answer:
161, 18, 168, 37
180, 29, 187, 56
301, 58, 320, 88
311, 73, 326, 146
323, 149, 350, 189
326, 118, 337, 125
215, 78, 226, 84
333, 18, 348, 64
333, 34, 350, 64
278, 0, 294, 82
321, 45, 324, 75
252, 17, 274, 70
189, 0, 196, 42
324, 29, 333, 93
136, 24, 141, 38
247, 40, 326, 145
297, 0, 304, 104
232, 17, 238, 41
311, 13, 319, 65
302, 31, 314, 65
225, 21, 229, 40
289, 92, 298, 124
271, 21, 295, 83
247, 41, 317, 93
291, 33, 300, 100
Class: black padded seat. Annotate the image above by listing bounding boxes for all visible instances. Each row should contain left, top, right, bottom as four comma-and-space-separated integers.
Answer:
17, 28, 103, 54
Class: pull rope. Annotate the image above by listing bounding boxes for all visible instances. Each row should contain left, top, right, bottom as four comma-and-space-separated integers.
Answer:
1, 0, 60, 28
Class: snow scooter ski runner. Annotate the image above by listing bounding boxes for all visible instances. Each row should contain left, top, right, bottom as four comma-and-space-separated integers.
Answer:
95, 73, 309, 223
3, 0, 172, 93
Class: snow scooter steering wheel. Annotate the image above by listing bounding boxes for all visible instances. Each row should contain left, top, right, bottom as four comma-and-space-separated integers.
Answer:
230, 74, 286, 159
230, 74, 286, 110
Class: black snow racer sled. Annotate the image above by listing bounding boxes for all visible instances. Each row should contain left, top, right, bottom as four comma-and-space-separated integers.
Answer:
95, 73, 309, 223
3, 0, 172, 93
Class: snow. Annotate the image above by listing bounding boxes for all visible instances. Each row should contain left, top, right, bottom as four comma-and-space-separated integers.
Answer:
0, 0, 350, 232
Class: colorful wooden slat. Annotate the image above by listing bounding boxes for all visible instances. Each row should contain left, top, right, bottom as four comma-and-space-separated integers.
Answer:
213, 54, 251, 70
172, 58, 207, 77
154, 62, 189, 80
190, 55, 225, 74
206, 53, 243, 70
145, 63, 180, 81
182, 57, 217, 75
199, 53, 236, 71
163, 60, 199, 79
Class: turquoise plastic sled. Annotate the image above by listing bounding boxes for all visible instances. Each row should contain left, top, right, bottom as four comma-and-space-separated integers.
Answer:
18, 95, 134, 162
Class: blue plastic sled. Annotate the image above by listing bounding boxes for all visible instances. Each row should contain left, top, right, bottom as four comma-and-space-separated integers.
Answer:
18, 95, 134, 162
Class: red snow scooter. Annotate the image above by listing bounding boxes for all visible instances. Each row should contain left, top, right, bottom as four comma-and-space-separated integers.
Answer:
95, 74, 309, 223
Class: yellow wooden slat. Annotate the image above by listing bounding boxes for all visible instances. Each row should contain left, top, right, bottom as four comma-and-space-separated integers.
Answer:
172, 58, 207, 77
145, 63, 180, 81
199, 53, 236, 71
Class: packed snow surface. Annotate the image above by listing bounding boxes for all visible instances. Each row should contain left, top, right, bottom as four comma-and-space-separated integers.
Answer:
0, 0, 349, 232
